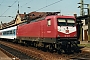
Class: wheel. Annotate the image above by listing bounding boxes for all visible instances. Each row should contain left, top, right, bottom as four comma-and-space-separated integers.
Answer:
57, 49, 61, 54
49, 44, 54, 53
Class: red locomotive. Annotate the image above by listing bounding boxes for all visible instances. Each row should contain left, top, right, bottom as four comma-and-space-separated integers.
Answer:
16, 12, 80, 53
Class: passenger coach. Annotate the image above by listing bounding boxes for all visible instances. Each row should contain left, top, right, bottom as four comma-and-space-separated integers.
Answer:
0, 26, 17, 40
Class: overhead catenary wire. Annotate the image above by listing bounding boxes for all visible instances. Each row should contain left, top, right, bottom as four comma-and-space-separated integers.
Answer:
1, 0, 62, 17
35, 0, 62, 11
0, 0, 4, 6
0, 16, 15, 18
12, 0, 62, 14
0, 0, 18, 16
12, 0, 34, 14
20, 0, 34, 8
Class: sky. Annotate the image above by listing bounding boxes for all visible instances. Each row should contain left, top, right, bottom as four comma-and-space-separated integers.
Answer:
0, 0, 90, 23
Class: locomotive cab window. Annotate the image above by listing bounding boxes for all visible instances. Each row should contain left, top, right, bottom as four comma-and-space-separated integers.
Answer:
57, 19, 66, 26
57, 18, 75, 26
67, 19, 75, 26
47, 19, 51, 26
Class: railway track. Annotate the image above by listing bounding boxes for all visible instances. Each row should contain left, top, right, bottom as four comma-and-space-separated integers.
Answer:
0, 46, 19, 60
0, 43, 35, 60
0, 40, 90, 60
68, 53, 90, 60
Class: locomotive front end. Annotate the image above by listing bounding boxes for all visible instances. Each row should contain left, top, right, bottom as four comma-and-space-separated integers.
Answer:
57, 18, 77, 40
56, 16, 80, 53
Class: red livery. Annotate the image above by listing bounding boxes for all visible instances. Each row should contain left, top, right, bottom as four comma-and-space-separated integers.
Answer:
16, 14, 80, 53
17, 16, 77, 39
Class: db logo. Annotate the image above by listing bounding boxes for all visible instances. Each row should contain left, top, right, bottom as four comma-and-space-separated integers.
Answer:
66, 30, 69, 33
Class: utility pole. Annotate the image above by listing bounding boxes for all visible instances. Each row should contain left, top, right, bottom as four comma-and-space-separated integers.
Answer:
80, 0, 84, 16
88, 4, 90, 42
17, 1, 19, 14
80, 0, 84, 41
78, 0, 84, 41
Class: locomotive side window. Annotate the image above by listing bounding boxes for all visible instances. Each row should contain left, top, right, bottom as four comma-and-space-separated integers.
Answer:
47, 19, 51, 26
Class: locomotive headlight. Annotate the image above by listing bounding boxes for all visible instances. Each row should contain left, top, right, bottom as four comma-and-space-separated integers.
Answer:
57, 35, 60, 37
58, 26, 61, 32
74, 34, 77, 37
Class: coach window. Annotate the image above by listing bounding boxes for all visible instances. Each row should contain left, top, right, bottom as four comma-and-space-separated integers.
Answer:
10, 30, 12, 34
47, 19, 51, 26
13, 29, 15, 35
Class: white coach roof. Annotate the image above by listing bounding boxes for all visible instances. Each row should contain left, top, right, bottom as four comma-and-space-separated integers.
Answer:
0, 26, 17, 32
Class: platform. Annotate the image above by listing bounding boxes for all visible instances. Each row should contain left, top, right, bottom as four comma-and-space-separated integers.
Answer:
80, 41, 89, 44
0, 50, 12, 60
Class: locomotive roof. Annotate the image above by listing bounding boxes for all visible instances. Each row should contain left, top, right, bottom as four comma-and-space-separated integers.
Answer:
45, 15, 75, 19
27, 12, 75, 20
29, 15, 75, 23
